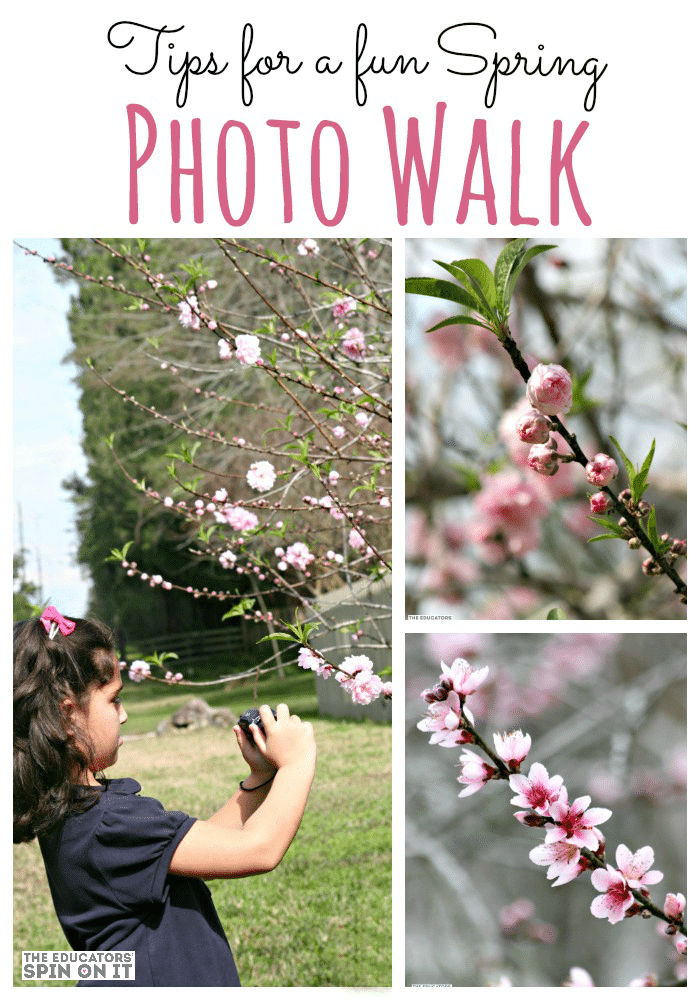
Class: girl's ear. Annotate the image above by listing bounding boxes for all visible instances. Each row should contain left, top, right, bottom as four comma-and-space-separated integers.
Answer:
61, 697, 79, 734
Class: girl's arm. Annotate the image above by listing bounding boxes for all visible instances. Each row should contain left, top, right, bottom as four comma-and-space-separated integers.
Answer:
205, 724, 278, 829
168, 704, 316, 879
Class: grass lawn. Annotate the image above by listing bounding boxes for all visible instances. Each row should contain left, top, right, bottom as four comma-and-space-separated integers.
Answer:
14, 674, 391, 987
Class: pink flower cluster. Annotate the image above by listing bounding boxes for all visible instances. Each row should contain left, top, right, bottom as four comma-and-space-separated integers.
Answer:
590, 845, 663, 924
417, 657, 490, 746
299, 649, 390, 704
178, 295, 201, 331
297, 647, 332, 679
332, 296, 355, 320
336, 653, 390, 704
341, 327, 367, 360
214, 504, 259, 533
128, 659, 151, 683
234, 334, 261, 365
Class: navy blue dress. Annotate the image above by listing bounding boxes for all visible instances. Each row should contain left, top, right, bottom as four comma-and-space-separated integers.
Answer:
39, 778, 241, 987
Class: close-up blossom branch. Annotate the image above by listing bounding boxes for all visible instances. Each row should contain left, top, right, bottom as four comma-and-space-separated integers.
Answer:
406, 633, 686, 987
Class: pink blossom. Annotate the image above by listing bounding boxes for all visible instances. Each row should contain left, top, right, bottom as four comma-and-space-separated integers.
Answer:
457, 748, 497, 796
589, 491, 612, 514
527, 441, 559, 476
545, 793, 612, 850
298, 647, 330, 677
516, 410, 551, 444
343, 668, 383, 704
218, 550, 237, 569
675, 936, 687, 956
614, 844, 663, 889
585, 453, 619, 488
234, 334, 261, 365
332, 425, 346, 438
529, 840, 586, 886
213, 487, 228, 502
338, 653, 374, 675
564, 968, 595, 987
218, 338, 233, 360
355, 411, 370, 429
526, 363, 573, 415
328, 469, 340, 485
178, 295, 200, 330
509, 762, 565, 815
493, 730, 531, 768
348, 528, 365, 550
128, 659, 151, 683
163, 496, 174, 507
332, 296, 355, 319
218, 505, 259, 532
285, 541, 314, 570
590, 865, 634, 924
206, 279, 218, 289
471, 472, 547, 562
341, 327, 367, 360
440, 657, 490, 699
417, 690, 463, 745
297, 238, 319, 256
246, 460, 276, 492
381, 681, 392, 697
663, 892, 685, 921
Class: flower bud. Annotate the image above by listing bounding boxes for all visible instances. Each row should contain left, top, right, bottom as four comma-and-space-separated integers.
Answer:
663, 892, 686, 922
527, 441, 559, 476
590, 492, 611, 514
516, 410, 551, 444
585, 453, 619, 488
526, 363, 573, 415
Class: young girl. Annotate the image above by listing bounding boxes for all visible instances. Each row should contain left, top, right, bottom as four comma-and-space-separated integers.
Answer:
14, 608, 317, 987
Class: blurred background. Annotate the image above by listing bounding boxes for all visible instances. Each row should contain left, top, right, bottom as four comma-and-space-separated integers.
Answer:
405, 238, 687, 619
406, 632, 686, 987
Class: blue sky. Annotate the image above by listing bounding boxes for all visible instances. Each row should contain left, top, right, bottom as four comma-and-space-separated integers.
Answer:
13, 239, 90, 614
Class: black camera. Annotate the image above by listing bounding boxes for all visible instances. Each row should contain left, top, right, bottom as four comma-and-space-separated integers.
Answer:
238, 707, 277, 744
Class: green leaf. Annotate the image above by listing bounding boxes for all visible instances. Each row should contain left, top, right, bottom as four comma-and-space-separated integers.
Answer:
639, 438, 656, 482
546, 607, 566, 619
494, 240, 556, 315
221, 597, 255, 621
257, 632, 300, 643
425, 314, 493, 334
588, 532, 624, 543
405, 276, 480, 312
587, 515, 624, 534
436, 258, 499, 321
646, 506, 659, 547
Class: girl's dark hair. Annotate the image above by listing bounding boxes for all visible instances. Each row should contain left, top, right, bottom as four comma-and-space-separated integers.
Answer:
14, 616, 117, 844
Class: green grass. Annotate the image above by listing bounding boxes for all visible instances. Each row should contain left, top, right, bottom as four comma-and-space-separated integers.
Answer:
120, 667, 320, 735
14, 676, 391, 987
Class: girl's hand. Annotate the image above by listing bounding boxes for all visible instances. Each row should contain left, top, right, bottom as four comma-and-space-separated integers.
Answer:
233, 724, 276, 781
248, 703, 316, 771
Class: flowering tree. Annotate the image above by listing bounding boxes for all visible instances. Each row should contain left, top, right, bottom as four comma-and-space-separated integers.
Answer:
20, 238, 392, 704
406, 239, 686, 620
406, 633, 686, 987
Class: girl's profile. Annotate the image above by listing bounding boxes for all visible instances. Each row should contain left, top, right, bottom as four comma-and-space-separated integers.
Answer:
14, 608, 317, 987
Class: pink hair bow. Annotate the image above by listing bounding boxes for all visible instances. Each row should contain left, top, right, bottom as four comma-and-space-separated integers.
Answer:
40, 606, 76, 640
